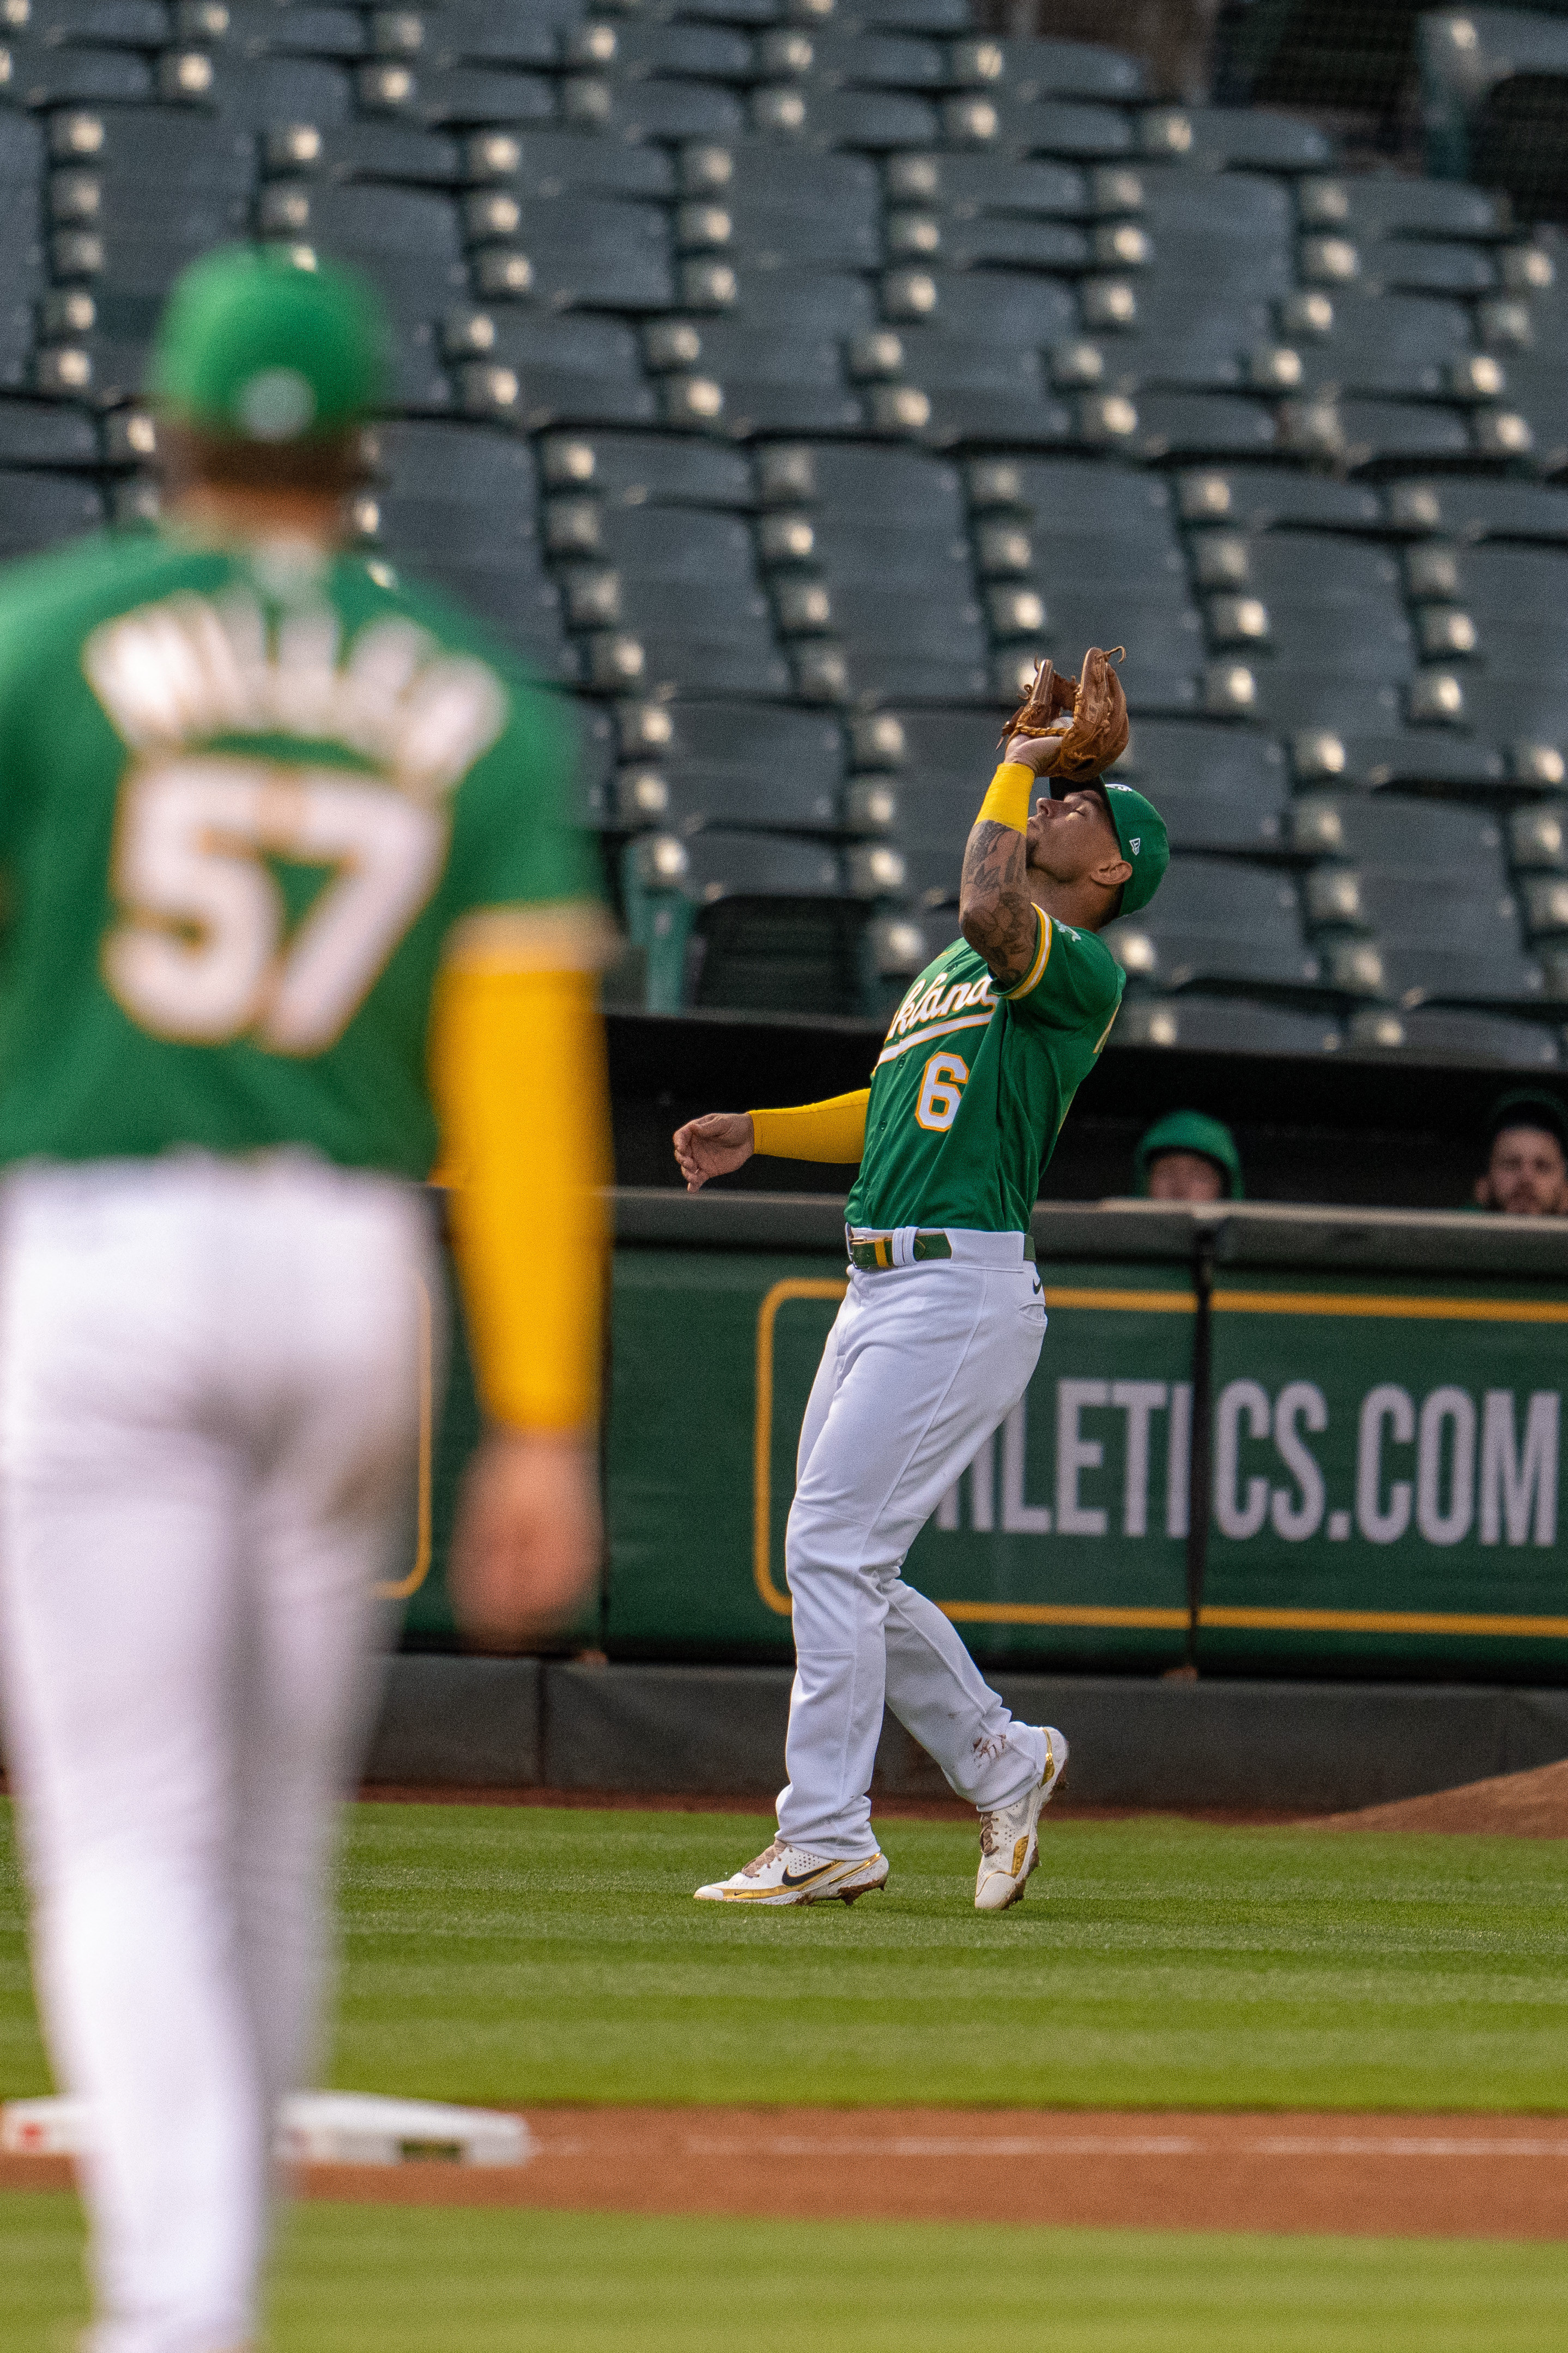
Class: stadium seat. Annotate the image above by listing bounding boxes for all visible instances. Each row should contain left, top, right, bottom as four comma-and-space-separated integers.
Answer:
1106, 721, 1291, 853
941, 34, 1143, 104
1177, 465, 1383, 533
540, 427, 753, 508
644, 317, 861, 435
1346, 1004, 1561, 1065
0, 41, 152, 106
1103, 856, 1321, 992
429, 0, 588, 65
874, 328, 1072, 447
1116, 994, 1345, 1055
453, 311, 659, 430
1135, 103, 1333, 171
882, 267, 1077, 346
605, 698, 851, 834
564, 21, 756, 82
463, 190, 676, 311
883, 148, 1089, 214
565, 74, 746, 143
1293, 792, 1542, 1006
1286, 291, 1480, 397
457, 126, 673, 201
267, 119, 464, 185
1382, 475, 1568, 541
0, 469, 105, 558
0, 399, 98, 467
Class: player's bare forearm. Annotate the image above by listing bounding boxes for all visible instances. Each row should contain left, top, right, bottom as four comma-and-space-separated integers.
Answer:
960, 817, 1038, 991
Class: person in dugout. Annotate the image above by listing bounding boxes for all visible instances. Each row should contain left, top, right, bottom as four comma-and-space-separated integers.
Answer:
1474, 1089, 1568, 1217
1132, 1108, 1245, 1205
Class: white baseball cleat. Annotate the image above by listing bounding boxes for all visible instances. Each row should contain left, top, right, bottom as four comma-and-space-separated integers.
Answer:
974, 1727, 1069, 1912
694, 1838, 889, 1905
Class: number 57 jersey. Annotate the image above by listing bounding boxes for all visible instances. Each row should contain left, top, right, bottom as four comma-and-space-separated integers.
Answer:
845, 907, 1125, 1238
0, 527, 598, 1178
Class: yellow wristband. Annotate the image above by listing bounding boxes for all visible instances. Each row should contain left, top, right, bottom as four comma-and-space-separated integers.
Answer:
976, 762, 1034, 834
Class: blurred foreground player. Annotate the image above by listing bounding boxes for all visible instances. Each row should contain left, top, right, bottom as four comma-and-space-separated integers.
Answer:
0, 248, 609, 2352
674, 653, 1166, 1911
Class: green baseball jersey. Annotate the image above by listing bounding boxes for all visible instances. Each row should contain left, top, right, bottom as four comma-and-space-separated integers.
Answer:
0, 526, 594, 1179
845, 906, 1124, 1234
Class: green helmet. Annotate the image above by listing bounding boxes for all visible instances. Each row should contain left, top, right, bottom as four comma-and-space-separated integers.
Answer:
150, 244, 389, 443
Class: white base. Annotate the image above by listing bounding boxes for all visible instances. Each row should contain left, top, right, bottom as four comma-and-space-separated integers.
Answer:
1, 2090, 530, 2169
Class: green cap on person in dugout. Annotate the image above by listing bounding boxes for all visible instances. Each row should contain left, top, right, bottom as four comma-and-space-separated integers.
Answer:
1134, 1109, 1245, 1200
150, 244, 389, 443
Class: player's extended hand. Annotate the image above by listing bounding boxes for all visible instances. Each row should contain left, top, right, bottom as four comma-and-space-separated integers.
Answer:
673, 1110, 754, 1192
448, 1428, 601, 1652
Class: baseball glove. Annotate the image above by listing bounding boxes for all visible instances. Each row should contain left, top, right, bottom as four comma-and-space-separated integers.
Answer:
1000, 645, 1128, 783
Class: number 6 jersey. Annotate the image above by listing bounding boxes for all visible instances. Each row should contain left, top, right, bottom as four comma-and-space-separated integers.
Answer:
0, 526, 600, 1178
844, 907, 1124, 1236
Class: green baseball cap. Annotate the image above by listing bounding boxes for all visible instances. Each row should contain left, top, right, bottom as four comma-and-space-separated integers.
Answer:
1081, 776, 1169, 915
150, 244, 389, 442
1135, 1109, 1245, 1200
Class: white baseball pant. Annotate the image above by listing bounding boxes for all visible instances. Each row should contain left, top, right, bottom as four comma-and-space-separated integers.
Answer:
0, 1153, 431, 2353
776, 1230, 1049, 1860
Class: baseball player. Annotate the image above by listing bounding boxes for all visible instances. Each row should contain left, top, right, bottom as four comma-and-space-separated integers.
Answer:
0, 247, 610, 2353
674, 654, 1166, 1911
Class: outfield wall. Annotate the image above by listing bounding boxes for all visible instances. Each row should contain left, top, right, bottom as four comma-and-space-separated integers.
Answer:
407, 1192, 1568, 1687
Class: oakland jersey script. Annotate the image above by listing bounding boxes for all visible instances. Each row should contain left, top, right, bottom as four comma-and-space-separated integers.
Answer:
846, 903, 1125, 1236
0, 528, 589, 1177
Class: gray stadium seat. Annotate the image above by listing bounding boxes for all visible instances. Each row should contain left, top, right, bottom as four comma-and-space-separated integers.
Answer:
0, 41, 152, 106
540, 428, 753, 509
267, 120, 462, 184
460, 128, 675, 201
1106, 722, 1290, 853
1116, 994, 1344, 1055
1136, 103, 1332, 171
1288, 292, 1479, 397
1383, 476, 1568, 542
883, 149, 1087, 214
566, 74, 745, 143
0, 469, 105, 557
464, 190, 677, 312
1177, 466, 1383, 533
607, 698, 850, 835
1346, 1005, 1560, 1066
688, 890, 891, 1019
1295, 794, 1541, 1007
1104, 857, 1321, 992
644, 317, 860, 435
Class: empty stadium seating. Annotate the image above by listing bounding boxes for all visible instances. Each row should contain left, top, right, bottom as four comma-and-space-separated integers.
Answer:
6, 0, 1568, 1055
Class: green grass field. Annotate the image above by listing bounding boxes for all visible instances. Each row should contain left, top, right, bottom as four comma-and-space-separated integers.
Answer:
8, 2197, 1568, 2353
5, 1798, 1568, 2351
5, 1799, 1568, 2110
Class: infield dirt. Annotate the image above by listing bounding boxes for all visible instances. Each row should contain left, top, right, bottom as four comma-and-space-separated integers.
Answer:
4, 2107, 1566, 2238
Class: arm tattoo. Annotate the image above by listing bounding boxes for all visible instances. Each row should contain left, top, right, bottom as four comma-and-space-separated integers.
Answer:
960, 817, 1039, 992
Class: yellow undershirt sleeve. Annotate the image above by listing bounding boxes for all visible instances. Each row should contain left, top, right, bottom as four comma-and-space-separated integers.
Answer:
428, 945, 612, 1434
976, 761, 1036, 834
749, 1089, 870, 1163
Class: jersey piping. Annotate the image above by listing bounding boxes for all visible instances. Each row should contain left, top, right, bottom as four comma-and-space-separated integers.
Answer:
1004, 905, 1052, 1000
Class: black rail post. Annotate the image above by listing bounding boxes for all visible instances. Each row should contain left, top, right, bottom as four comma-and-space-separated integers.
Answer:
1182, 1226, 1216, 1675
